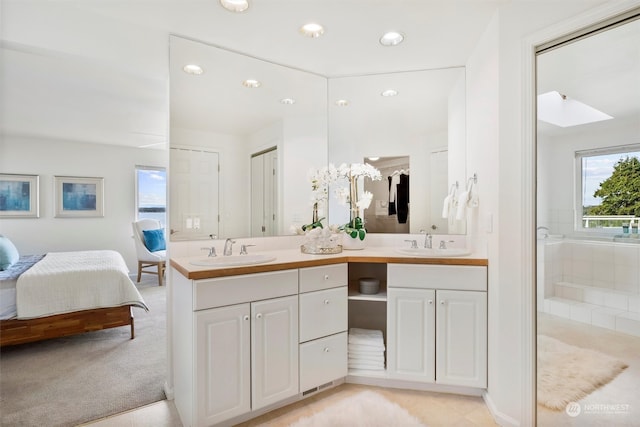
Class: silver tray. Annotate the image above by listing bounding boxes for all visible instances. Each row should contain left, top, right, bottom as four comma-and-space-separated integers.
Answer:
300, 244, 343, 255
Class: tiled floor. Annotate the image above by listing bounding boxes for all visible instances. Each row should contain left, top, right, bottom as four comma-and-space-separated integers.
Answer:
83, 383, 497, 426
538, 311, 640, 426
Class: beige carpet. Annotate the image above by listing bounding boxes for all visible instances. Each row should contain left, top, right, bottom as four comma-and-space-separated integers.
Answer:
0, 277, 166, 427
287, 390, 426, 427
537, 335, 628, 410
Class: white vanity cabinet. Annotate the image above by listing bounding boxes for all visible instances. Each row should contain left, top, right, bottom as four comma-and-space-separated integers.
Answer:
387, 264, 487, 389
298, 264, 348, 393
173, 269, 299, 427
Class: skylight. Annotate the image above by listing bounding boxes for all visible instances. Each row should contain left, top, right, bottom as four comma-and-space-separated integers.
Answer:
537, 91, 613, 128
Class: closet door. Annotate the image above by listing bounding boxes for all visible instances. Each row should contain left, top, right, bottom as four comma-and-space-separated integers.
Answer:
251, 148, 278, 237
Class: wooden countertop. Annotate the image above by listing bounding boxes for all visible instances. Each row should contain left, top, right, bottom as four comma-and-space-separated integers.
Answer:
171, 247, 488, 280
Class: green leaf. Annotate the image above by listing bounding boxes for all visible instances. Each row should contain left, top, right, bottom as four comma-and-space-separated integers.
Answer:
358, 229, 366, 240
349, 230, 358, 239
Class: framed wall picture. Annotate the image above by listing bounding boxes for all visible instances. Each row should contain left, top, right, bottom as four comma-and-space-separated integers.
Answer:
54, 176, 104, 218
0, 174, 40, 218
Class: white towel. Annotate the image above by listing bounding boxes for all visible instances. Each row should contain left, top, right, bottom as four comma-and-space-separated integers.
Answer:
467, 183, 479, 208
348, 361, 385, 370
455, 190, 469, 220
348, 328, 384, 346
348, 343, 386, 352
348, 354, 385, 363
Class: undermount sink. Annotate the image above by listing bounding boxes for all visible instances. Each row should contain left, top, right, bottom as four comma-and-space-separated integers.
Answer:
190, 254, 276, 267
395, 247, 471, 257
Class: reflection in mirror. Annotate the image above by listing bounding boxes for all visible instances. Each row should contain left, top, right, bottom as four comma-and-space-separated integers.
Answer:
327, 67, 466, 234
536, 16, 640, 425
363, 156, 411, 233
169, 35, 328, 240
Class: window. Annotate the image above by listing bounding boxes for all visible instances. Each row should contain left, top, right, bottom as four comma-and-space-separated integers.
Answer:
576, 145, 640, 232
136, 166, 167, 228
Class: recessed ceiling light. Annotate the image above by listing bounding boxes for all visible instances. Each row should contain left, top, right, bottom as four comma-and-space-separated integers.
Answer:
220, 0, 249, 13
380, 31, 404, 46
280, 98, 296, 105
381, 89, 398, 97
242, 79, 261, 88
300, 22, 325, 38
183, 64, 204, 75
335, 99, 349, 107
368, 157, 380, 161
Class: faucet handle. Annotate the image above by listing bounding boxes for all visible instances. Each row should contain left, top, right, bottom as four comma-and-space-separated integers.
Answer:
404, 239, 418, 249
201, 247, 217, 257
240, 244, 256, 255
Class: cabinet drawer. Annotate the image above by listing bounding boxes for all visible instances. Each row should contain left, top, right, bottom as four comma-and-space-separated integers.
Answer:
388, 264, 487, 291
299, 332, 347, 392
299, 287, 347, 342
194, 269, 298, 310
299, 263, 348, 293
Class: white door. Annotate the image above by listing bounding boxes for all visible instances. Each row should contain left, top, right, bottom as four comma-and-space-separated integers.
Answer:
170, 148, 220, 239
195, 303, 250, 426
250, 148, 278, 237
435, 290, 487, 388
251, 295, 299, 410
387, 288, 436, 382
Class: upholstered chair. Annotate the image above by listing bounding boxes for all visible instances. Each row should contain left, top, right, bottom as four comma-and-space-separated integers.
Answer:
132, 219, 166, 286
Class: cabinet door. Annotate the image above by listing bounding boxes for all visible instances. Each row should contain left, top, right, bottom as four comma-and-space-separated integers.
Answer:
436, 290, 487, 388
252, 295, 299, 410
387, 288, 436, 382
195, 303, 250, 426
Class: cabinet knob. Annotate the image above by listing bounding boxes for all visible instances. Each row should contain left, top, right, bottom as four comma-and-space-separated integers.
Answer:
440, 300, 445, 305
324, 275, 329, 280
323, 347, 330, 353
324, 299, 330, 305
243, 315, 249, 321
256, 313, 263, 319
428, 300, 433, 305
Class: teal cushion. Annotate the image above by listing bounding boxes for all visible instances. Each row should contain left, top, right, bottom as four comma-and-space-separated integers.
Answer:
0, 235, 20, 270
142, 229, 166, 252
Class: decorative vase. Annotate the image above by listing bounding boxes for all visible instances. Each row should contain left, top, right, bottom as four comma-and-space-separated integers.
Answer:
342, 232, 366, 250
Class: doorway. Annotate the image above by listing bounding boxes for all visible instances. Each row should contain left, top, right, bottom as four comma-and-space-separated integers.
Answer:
251, 147, 278, 237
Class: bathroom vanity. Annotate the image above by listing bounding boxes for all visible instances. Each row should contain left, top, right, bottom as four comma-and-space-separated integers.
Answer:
171, 248, 488, 427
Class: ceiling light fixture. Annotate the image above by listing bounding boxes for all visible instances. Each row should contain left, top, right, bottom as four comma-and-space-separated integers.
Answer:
183, 64, 204, 75
300, 22, 325, 38
219, 0, 249, 13
380, 31, 404, 46
335, 99, 349, 107
368, 157, 380, 161
242, 79, 261, 88
381, 89, 398, 97
537, 91, 613, 127
280, 98, 296, 105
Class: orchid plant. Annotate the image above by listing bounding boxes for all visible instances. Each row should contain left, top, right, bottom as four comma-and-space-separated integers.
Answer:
334, 163, 382, 240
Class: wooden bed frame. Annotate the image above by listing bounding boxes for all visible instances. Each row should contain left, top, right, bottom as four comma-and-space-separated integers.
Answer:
0, 305, 134, 347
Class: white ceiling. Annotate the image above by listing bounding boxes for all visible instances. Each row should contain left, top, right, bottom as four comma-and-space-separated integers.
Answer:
0, 0, 503, 147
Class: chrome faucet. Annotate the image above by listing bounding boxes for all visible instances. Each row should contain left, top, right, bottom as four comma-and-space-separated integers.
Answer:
404, 239, 418, 249
420, 229, 432, 249
240, 244, 255, 255
223, 238, 236, 256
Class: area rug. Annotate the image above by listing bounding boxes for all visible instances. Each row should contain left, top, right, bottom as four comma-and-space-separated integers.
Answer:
0, 278, 166, 427
537, 335, 628, 410
289, 390, 426, 427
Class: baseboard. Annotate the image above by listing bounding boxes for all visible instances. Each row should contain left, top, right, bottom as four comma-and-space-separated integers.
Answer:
163, 381, 174, 400
483, 391, 520, 426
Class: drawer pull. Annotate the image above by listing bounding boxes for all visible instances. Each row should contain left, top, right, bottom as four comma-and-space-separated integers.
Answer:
243, 315, 249, 321
324, 299, 330, 305
323, 347, 330, 353
256, 313, 263, 319
324, 274, 330, 280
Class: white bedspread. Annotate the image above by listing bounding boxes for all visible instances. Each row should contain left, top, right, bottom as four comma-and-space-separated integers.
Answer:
16, 250, 148, 319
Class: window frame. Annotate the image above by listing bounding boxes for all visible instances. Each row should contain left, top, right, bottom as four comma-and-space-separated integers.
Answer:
575, 144, 640, 234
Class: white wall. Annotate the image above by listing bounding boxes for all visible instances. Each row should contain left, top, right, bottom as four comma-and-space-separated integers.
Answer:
0, 135, 167, 273
465, 0, 612, 424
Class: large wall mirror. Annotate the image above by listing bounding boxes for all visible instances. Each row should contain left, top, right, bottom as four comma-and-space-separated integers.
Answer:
536, 14, 640, 425
327, 68, 467, 234
170, 36, 467, 240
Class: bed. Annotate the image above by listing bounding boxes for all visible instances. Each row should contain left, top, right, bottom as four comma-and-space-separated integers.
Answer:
0, 248, 148, 347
